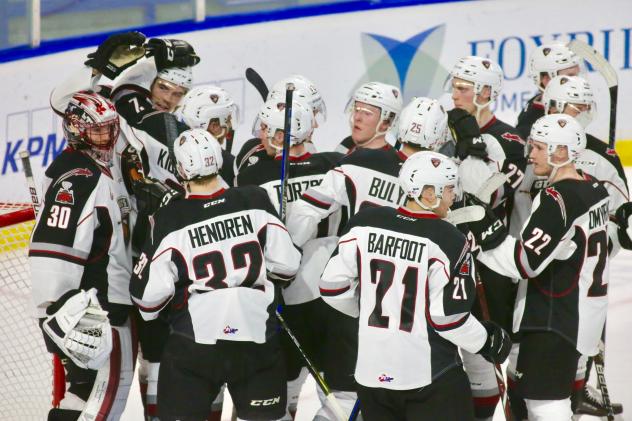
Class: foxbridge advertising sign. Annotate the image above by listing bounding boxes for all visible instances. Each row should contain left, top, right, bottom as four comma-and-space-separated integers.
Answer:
1, 0, 630, 202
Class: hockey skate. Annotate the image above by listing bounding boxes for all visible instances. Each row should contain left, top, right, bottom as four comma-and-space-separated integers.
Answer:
572, 384, 623, 419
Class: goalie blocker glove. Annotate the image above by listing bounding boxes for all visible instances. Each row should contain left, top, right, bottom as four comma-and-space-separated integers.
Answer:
145, 38, 201, 71
42, 288, 113, 370
477, 320, 512, 364
447, 108, 488, 160
85, 31, 146, 80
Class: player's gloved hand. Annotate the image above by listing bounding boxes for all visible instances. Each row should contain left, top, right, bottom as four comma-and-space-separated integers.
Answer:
478, 320, 512, 364
85, 31, 146, 79
132, 177, 181, 216
448, 108, 488, 160
615, 202, 632, 249
462, 193, 507, 251
145, 38, 201, 71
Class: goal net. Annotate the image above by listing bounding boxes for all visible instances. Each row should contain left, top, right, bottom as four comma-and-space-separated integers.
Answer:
0, 202, 52, 419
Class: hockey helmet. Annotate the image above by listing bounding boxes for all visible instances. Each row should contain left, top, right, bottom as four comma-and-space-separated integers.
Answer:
173, 128, 223, 181
446, 56, 503, 104
528, 43, 582, 90
268, 75, 327, 123
399, 151, 458, 208
345, 81, 403, 124
156, 66, 193, 90
542, 75, 596, 128
397, 97, 448, 150
177, 85, 239, 131
252, 98, 314, 150
528, 114, 586, 167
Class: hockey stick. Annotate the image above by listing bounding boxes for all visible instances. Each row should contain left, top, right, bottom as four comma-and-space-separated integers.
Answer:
20, 151, 67, 408
279, 83, 294, 222
568, 39, 618, 150
592, 340, 615, 420
475, 272, 513, 421
245, 67, 269, 101
275, 310, 347, 421
444, 173, 508, 225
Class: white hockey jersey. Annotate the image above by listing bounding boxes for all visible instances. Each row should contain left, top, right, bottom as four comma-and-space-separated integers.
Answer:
29, 149, 133, 323
130, 186, 301, 344
320, 206, 487, 390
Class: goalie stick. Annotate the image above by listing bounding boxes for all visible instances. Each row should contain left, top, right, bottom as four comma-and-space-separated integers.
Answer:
20, 151, 66, 408
568, 39, 618, 150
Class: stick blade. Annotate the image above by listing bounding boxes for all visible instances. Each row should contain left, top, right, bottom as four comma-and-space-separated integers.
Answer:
568, 40, 618, 87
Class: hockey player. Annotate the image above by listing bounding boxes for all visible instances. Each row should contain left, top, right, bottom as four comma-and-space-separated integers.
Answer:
30, 92, 135, 420
130, 129, 301, 421
284, 95, 443, 418
237, 97, 342, 418
444, 55, 526, 420
334, 81, 402, 154
235, 74, 327, 176
319, 151, 512, 421
464, 114, 610, 421
516, 43, 582, 139
511, 74, 627, 417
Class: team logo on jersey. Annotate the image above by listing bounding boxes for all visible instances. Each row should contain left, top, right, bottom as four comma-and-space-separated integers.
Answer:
431, 157, 441, 168
606, 148, 617, 157
210, 94, 219, 103
378, 374, 394, 383
248, 156, 259, 166
223, 325, 238, 335
53, 168, 94, 189
459, 259, 471, 276
500, 132, 525, 145
55, 181, 75, 205
544, 187, 567, 224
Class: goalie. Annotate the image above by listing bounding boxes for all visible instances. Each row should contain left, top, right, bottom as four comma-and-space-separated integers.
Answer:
29, 92, 135, 421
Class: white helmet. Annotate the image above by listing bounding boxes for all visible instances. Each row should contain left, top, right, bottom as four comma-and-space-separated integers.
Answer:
399, 151, 458, 209
156, 66, 193, 90
447, 56, 503, 104
173, 128, 223, 181
542, 75, 596, 128
528, 43, 582, 90
177, 85, 239, 131
529, 114, 586, 168
268, 75, 326, 122
397, 97, 448, 150
346, 81, 403, 123
252, 98, 314, 149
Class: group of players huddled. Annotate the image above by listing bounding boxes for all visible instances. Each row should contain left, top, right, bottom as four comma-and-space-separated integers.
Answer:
28, 30, 631, 421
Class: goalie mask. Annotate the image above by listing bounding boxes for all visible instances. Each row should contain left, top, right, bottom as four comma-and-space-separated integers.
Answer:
177, 85, 239, 135
397, 97, 448, 151
528, 114, 586, 168
63, 91, 120, 166
252, 98, 315, 151
268, 75, 327, 124
528, 43, 582, 91
542, 75, 596, 128
173, 128, 223, 181
399, 151, 458, 210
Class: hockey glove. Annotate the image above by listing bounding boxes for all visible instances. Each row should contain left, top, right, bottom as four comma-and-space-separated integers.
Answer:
447, 108, 488, 160
615, 202, 632, 249
478, 320, 512, 364
133, 177, 181, 216
462, 193, 507, 251
145, 38, 201, 71
42, 288, 112, 370
85, 31, 146, 80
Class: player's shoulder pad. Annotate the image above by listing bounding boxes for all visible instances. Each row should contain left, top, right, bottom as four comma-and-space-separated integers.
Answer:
45, 150, 102, 205
236, 137, 263, 162
343, 206, 396, 233
314, 151, 344, 167
486, 118, 525, 145
585, 133, 623, 165
536, 184, 570, 226
231, 185, 278, 214
340, 147, 402, 175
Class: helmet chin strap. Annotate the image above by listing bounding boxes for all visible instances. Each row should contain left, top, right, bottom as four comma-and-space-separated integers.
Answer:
546, 154, 572, 183
352, 118, 389, 149
413, 195, 441, 211
473, 94, 492, 124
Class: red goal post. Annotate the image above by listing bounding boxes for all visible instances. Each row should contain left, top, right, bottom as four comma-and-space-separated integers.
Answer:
0, 202, 54, 419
